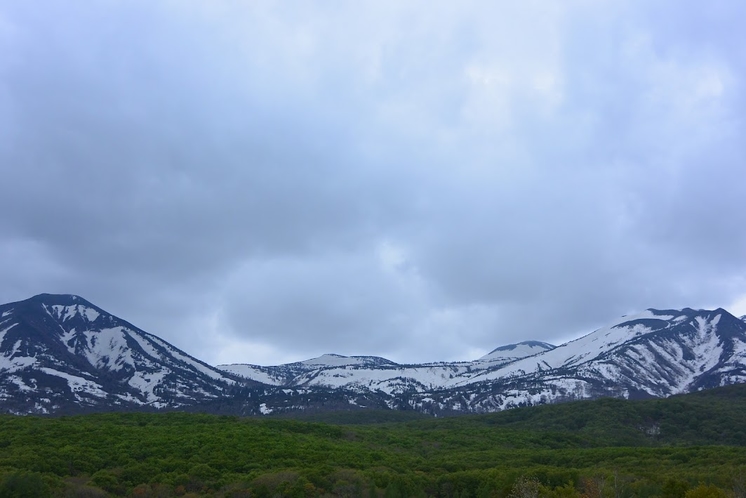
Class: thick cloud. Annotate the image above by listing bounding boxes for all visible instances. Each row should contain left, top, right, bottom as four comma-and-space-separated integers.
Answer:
1, 1, 745, 365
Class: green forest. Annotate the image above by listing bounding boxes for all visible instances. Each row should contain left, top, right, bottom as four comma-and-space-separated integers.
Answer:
2, 385, 746, 497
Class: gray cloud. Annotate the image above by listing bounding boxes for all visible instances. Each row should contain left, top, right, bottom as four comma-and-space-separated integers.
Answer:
1, 1, 745, 365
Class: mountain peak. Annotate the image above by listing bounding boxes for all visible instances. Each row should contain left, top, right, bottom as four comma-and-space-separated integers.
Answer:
298, 353, 396, 367
488, 340, 556, 353
479, 341, 555, 362
23, 293, 93, 308
0, 294, 236, 414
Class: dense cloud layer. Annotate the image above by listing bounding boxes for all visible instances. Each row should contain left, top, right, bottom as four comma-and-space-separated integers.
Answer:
1, 2, 745, 365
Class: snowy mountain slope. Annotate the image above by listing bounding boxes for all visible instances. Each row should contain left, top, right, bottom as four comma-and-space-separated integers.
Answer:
0, 294, 241, 414
401, 308, 746, 414
457, 309, 685, 385
457, 308, 741, 389
219, 308, 746, 416
218, 354, 399, 386
218, 341, 556, 394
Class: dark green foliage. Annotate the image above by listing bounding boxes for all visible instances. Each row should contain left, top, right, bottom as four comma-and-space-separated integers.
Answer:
663, 478, 691, 498
465, 384, 746, 447
685, 484, 729, 497
1, 385, 746, 496
0, 471, 50, 497
90, 469, 119, 493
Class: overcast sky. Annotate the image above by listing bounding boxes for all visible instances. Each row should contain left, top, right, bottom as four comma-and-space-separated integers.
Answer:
1, 1, 745, 366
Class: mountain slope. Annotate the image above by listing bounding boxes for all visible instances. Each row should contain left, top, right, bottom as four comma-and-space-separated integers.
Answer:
404, 308, 746, 413
218, 341, 555, 394
0, 294, 240, 414
219, 308, 746, 415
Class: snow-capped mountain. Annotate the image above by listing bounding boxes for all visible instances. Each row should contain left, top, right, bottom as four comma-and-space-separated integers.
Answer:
0, 294, 240, 414
462, 307, 746, 391
402, 307, 746, 413
220, 308, 746, 414
218, 341, 555, 394
3, 293, 746, 416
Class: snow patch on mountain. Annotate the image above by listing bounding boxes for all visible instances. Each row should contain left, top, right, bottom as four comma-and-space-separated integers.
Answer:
47, 304, 100, 323
0, 350, 37, 373
218, 364, 286, 386
39, 367, 108, 399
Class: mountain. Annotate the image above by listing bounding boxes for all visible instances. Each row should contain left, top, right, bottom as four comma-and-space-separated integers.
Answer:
218, 341, 555, 394
401, 307, 746, 413
2, 294, 746, 416
221, 308, 746, 414
0, 294, 241, 414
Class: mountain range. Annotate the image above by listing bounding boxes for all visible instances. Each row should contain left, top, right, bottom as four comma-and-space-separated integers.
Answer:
2, 293, 746, 415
